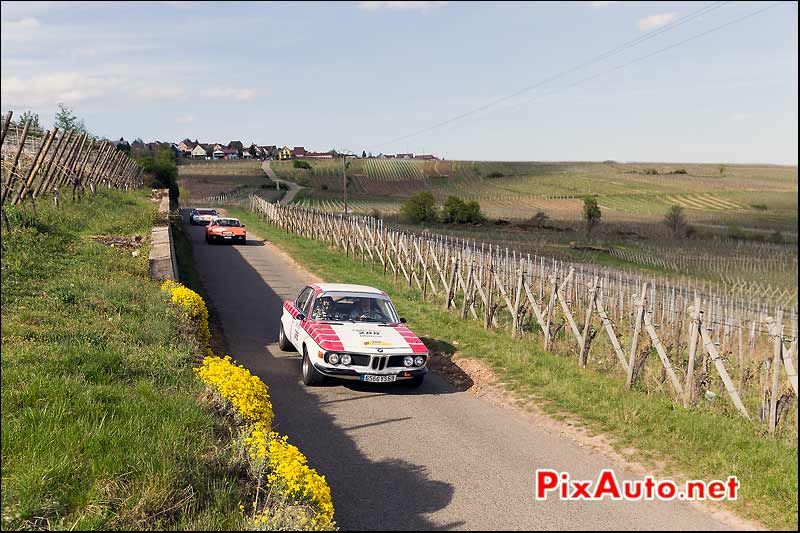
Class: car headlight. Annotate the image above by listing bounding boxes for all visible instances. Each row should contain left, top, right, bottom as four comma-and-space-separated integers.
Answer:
403, 356, 414, 367
414, 355, 425, 366
340, 354, 352, 365
328, 353, 340, 365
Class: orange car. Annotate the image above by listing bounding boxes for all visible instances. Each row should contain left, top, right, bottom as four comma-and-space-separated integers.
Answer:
205, 217, 247, 245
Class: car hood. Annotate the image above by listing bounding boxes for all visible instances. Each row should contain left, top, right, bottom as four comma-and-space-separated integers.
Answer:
307, 321, 427, 354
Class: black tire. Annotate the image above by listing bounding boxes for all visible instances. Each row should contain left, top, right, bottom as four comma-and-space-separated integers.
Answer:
205, 234, 211, 244
403, 375, 425, 388
301, 347, 325, 386
278, 323, 295, 352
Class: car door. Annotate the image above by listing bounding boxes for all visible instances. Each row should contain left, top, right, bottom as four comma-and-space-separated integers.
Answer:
288, 286, 313, 347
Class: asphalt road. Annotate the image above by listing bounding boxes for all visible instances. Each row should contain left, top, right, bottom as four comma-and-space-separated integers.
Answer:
183, 210, 735, 531
262, 161, 302, 205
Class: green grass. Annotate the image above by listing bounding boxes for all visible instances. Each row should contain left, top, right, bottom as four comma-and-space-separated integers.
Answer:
228, 206, 798, 531
1, 190, 247, 530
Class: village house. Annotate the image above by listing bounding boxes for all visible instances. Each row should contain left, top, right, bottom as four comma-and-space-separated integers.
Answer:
291, 146, 306, 158
191, 144, 208, 158
177, 139, 198, 157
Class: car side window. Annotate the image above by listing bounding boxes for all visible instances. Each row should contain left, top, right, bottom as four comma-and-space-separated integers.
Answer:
295, 287, 312, 311
300, 292, 315, 316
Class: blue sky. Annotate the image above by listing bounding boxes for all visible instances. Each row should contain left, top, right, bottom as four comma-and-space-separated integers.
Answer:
1, 1, 797, 164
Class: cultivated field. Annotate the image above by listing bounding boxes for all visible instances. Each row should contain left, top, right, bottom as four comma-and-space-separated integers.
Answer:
275, 159, 797, 296
273, 159, 797, 229
178, 160, 283, 203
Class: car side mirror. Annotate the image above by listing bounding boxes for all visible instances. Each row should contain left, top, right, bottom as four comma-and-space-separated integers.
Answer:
242, 224, 246, 227
296, 313, 306, 321
399, 317, 407, 323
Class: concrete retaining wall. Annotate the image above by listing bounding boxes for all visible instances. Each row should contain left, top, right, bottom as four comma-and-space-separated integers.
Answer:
148, 190, 178, 281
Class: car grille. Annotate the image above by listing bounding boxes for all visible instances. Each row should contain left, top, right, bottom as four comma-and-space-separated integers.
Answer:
349, 354, 370, 367
370, 355, 389, 370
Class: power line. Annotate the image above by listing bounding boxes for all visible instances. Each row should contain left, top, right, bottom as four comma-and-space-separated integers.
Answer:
488, 1, 786, 117
370, 1, 732, 149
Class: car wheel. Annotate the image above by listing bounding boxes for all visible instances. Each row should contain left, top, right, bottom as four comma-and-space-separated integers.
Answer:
206, 234, 212, 244
278, 323, 295, 352
403, 375, 425, 388
302, 347, 325, 386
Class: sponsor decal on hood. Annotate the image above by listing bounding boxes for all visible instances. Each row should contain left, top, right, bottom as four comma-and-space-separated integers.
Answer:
305, 321, 427, 354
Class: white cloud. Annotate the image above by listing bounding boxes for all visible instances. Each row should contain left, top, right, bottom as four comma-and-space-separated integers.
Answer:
0, 17, 42, 41
205, 87, 257, 100
591, 1, 621, 7
0, 1, 57, 18
637, 12, 677, 31
730, 113, 753, 122
358, 1, 447, 12
0, 72, 121, 106
176, 115, 194, 124
131, 86, 186, 101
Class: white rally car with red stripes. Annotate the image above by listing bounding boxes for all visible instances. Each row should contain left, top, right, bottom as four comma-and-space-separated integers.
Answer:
278, 283, 428, 387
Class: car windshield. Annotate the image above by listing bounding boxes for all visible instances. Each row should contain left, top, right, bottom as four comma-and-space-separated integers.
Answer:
197, 209, 217, 215
311, 292, 399, 323
215, 219, 241, 227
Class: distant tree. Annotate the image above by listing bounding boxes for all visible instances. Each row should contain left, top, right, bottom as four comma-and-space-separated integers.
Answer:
293, 160, 312, 170
718, 164, 726, 176
54, 103, 88, 134
116, 137, 131, 155
663, 205, 688, 237
401, 191, 438, 224
528, 211, 550, 228
136, 146, 179, 200
582, 197, 601, 234
442, 195, 485, 224
362, 150, 367, 158
18, 110, 40, 130
768, 230, 784, 244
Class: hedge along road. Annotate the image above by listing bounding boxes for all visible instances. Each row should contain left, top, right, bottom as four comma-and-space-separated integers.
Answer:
182, 210, 734, 531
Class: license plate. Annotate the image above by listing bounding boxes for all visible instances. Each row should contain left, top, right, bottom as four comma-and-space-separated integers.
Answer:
361, 374, 396, 383
224, 236, 232, 239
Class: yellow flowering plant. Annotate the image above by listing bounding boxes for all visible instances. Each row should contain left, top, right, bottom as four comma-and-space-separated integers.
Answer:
196, 355, 335, 530
160, 280, 211, 355
161, 280, 335, 530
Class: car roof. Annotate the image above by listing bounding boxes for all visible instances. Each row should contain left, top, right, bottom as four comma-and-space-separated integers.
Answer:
313, 283, 385, 295
195, 208, 217, 211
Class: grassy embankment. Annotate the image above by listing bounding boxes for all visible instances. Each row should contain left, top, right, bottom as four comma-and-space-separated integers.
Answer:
226, 206, 798, 531
1, 190, 247, 530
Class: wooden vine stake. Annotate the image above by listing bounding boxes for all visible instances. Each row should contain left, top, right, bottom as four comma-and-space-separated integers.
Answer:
683, 298, 701, 407
698, 305, 750, 421
626, 283, 649, 389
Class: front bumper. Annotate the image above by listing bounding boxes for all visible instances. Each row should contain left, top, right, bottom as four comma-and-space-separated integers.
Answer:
312, 362, 427, 381
209, 233, 246, 241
